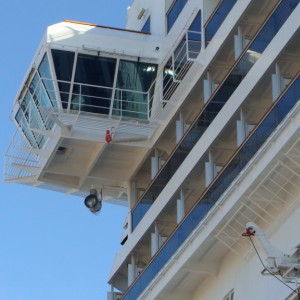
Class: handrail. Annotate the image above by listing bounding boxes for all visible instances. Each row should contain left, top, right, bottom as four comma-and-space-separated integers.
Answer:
148, 26, 201, 119
147, 9, 199, 109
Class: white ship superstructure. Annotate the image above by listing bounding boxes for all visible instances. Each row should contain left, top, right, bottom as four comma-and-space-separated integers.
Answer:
5, 0, 300, 299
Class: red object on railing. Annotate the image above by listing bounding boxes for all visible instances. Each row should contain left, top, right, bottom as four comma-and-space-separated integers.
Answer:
105, 130, 112, 143
242, 227, 256, 237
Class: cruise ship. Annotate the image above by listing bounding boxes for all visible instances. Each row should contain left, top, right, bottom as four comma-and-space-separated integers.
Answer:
5, 0, 300, 299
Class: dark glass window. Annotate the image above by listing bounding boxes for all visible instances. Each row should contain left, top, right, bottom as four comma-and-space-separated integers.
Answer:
51, 50, 75, 108
167, 0, 188, 33
114, 60, 157, 119
205, 0, 237, 46
52, 49, 75, 81
117, 60, 156, 92
71, 54, 117, 115
75, 54, 116, 86
141, 17, 150, 33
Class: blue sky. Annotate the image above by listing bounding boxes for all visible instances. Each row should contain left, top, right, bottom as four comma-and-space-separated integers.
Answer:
0, 1, 132, 299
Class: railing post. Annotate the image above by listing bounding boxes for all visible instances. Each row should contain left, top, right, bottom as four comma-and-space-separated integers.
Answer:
79, 84, 82, 112
147, 91, 150, 120
121, 89, 123, 118
186, 30, 189, 60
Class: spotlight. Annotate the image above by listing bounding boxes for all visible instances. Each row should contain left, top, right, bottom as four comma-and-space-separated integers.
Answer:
84, 189, 102, 214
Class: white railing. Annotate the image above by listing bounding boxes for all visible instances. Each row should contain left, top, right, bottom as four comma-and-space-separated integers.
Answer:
149, 28, 201, 121
5, 126, 40, 181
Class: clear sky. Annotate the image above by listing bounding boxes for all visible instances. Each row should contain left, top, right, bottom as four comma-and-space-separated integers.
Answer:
0, 1, 132, 299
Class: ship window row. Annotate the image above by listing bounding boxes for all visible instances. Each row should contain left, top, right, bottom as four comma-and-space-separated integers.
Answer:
131, 0, 300, 231
122, 68, 300, 300
52, 50, 157, 118
15, 54, 56, 149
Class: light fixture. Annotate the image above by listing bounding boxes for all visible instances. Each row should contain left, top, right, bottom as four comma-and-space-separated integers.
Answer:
84, 189, 102, 214
137, 8, 145, 20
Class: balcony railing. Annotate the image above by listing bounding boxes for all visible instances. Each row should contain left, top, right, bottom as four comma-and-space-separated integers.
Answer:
122, 71, 300, 300
131, 0, 299, 231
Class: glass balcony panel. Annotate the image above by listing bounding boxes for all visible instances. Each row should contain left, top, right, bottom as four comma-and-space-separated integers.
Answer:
250, 0, 300, 53
205, 0, 237, 45
167, 0, 188, 33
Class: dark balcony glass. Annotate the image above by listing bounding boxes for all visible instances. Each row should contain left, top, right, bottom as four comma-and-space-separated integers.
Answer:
205, 0, 237, 46
167, 0, 188, 33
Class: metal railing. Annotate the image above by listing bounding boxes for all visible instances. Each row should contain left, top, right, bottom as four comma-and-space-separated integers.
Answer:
149, 28, 201, 119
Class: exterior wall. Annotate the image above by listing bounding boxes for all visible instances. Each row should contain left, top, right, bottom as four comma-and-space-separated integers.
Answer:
192, 204, 300, 300
126, 0, 165, 36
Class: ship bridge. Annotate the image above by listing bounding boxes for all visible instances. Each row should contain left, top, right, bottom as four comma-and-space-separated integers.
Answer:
5, 20, 163, 204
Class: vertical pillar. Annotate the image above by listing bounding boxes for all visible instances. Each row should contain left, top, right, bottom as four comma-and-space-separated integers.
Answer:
236, 110, 246, 147
151, 149, 159, 179
205, 151, 214, 187
234, 26, 243, 60
127, 180, 137, 233
204, 71, 213, 103
272, 63, 283, 101
151, 223, 159, 256
177, 188, 185, 223
128, 253, 136, 286
176, 111, 185, 143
